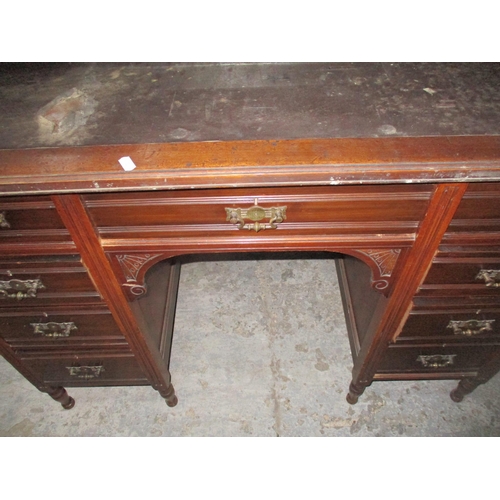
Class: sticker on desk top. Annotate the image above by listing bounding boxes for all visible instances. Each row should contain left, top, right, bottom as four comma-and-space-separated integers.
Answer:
118, 156, 137, 171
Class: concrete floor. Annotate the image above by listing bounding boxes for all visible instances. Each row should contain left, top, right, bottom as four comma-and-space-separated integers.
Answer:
1, 256, 500, 436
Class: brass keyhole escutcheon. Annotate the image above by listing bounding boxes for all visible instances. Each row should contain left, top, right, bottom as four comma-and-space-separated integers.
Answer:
225, 199, 287, 232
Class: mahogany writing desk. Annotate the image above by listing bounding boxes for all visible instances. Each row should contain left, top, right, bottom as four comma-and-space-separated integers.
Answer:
0, 63, 499, 409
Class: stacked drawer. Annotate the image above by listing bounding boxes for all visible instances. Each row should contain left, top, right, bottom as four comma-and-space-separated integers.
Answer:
378, 183, 500, 379
0, 195, 72, 246
0, 197, 148, 390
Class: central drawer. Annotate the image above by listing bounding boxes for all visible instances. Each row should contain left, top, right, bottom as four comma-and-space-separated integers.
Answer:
82, 185, 433, 242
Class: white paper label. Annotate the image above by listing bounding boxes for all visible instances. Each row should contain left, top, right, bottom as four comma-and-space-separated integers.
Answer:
118, 156, 137, 171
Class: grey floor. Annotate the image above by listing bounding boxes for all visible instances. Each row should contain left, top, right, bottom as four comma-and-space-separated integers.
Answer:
1, 256, 500, 437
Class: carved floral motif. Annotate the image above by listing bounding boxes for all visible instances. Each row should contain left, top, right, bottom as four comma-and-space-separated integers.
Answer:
356, 249, 401, 291
116, 253, 162, 297
117, 254, 162, 281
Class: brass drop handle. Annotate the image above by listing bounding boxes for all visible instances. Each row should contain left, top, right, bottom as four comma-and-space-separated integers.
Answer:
66, 364, 105, 380
0, 278, 45, 300
0, 211, 10, 229
31, 321, 78, 338
225, 199, 287, 233
476, 269, 500, 288
417, 354, 456, 368
447, 319, 495, 336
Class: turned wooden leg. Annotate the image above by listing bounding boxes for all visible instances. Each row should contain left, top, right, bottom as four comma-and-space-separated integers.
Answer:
346, 381, 367, 405
450, 378, 483, 403
157, 383, 178, 407
46, 386, 75, 409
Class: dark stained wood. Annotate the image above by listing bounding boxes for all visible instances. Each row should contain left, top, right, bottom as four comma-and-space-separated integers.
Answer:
129, 260, 181, 384
25, 354, 148, 387
336, 255, 386, 357
46, 386, 75, 409
1, 309, 126, 344
2, 63, 500, 410
377, 343, 500, 374
51, 194, 178, 406
1, 63, 500, 148
0, 333, 76, 409
346, 183, 468, 402
84, 185, 431, 235
398, 311, 500, 342
1, 136, 500, 195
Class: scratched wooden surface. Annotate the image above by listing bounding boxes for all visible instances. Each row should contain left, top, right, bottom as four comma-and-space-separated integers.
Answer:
0, 62, 499, 149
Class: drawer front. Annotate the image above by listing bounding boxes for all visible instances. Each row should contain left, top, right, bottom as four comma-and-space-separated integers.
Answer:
399, 311, 500, 342
414, 295, 500, 312
378, 344, 500, 374
20, 353, 148, 386
0, 195, 71, 244
419, 261, 500, 297
423, 262, 500, 286
83, 185, 433, 241
0, 256, 101, 307
446, 183, 500, 234
0, 308, 125, 345
441, 183, 500, 250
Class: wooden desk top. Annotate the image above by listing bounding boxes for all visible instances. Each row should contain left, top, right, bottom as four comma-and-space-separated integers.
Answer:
1, 63, 500, 194
2, 62, 500, 148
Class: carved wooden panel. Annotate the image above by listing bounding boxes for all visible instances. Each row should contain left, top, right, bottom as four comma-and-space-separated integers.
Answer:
355, 249, 402, 293
115, 253, 164, 299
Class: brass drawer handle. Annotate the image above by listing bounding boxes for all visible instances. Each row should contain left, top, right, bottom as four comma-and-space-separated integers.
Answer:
0, 278, 45, 300
447, 319, 495, 336
225, 199, 286, 233
476, 269, 500, 288
66, 364, 104, 380
0, 211, 10, 229
417, 354, 456, 368
31, 321, 78, 338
